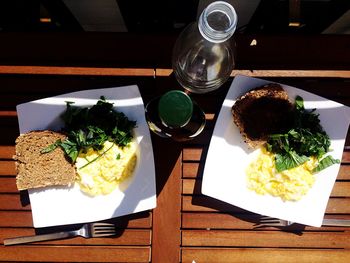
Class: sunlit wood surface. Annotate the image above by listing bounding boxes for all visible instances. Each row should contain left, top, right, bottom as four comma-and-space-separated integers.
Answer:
0, 33, 350, 263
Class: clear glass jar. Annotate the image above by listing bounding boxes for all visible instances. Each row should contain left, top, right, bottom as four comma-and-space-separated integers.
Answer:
172, 1, 238, 94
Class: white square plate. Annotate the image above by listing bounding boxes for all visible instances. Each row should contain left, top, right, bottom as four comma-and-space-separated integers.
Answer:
17, 85, 156, 228
202, 75, 350, 227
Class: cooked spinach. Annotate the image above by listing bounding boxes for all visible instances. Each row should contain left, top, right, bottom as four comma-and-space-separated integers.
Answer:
41, 96, 136, 162
266, 96, 338, 173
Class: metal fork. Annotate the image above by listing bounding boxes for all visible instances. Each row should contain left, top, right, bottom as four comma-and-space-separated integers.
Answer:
4, 222, 116, 246
258, 216, 293, 227
258, 216, 350, 227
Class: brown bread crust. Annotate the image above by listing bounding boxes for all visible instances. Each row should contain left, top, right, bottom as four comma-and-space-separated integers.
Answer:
231, 83, 293, 149
14, 130, 76, 190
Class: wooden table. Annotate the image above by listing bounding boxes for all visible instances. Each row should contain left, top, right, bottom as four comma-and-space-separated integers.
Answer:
0, 33, 350, 262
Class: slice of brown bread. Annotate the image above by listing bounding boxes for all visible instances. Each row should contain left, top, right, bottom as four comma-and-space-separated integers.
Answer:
14, 130, 76, 190
231, 83, 293, 149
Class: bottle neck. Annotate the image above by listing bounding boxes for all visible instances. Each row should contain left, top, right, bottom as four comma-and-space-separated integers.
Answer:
198, 1, 237, 43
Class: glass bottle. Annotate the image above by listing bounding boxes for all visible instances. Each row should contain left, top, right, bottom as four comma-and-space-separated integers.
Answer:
172, 1, 238, 94
145, 90, 206, 142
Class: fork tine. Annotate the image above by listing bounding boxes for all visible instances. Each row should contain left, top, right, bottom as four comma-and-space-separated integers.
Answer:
93, 223, 115, 229
91, 223, 116, 237
258, 216, 285, 226
258, 216, 293, 227
260, 216, 282, 224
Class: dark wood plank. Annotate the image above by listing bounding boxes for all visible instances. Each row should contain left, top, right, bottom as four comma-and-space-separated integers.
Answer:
234, 35, 350, 70
0, 74, 156, 110
0, 32, 162, 68
1, 33, 349, 70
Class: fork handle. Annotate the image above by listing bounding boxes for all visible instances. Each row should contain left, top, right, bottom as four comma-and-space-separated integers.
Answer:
4, 231, 73, 246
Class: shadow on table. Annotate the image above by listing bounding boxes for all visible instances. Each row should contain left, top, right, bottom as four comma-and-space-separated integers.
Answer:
190, 152, 306, 235
19, 190, 30, 206
34, 211, 151, 239
191, 189, 306, 234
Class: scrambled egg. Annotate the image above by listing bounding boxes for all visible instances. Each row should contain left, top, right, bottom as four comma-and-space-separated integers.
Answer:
75, 141, 137, 196
246, 148, 317, 201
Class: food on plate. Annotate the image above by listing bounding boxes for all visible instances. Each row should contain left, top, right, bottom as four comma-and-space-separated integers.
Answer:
231, 83, 293, 149
14, 130, 76, 190
232, 84, 340, 201
46, 96, 137, 163
265, 95, 339, 173
41, 96, 138, 195
16, 96, 138, 195
246, 147, 317, 201
75, 140, 137, 196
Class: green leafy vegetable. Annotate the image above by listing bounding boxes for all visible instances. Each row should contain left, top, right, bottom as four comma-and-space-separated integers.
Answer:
275, 151, 309, 172
41, 139, 61, 154
313, 155, 340, 173
266, 95, 338, 172
43, 96, 136, 163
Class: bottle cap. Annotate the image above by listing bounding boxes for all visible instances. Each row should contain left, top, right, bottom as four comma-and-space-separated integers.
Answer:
158, 90, 193, 128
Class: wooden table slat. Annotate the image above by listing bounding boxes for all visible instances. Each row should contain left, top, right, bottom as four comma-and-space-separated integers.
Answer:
151, 141, 182, 262
182, 212, 350, 231
0, 211, 34, 227
0, 66, 155, 76
181, 248, 350, 263
156, 69, 350, 78
182, 195, 350, 214
0, 246, 151, 262
0, 161, 16, 176
0, 194, 31, 210
1, 65, 350, 263
0, 146, 15, 159
1, 228, 151, 246
182, 230, 350, 248
0, 178, 18, 193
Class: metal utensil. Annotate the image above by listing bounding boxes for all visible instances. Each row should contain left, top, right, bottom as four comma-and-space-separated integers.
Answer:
259, 216, 350, 227
4, 222, 116, 246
